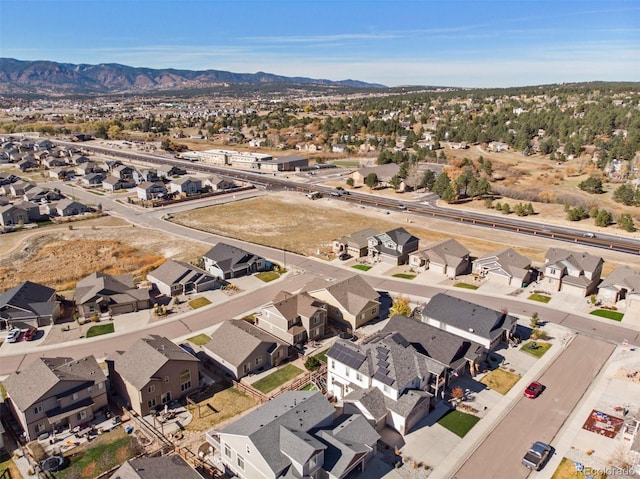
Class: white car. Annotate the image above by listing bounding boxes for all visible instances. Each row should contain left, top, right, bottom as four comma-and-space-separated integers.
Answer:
6, 328, 22, 343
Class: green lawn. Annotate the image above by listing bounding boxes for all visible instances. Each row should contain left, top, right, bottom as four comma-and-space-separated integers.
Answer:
528, 293, 551, 303
300, 383, 318, 391
352, 264, 372, 271
313, 348, 329, 363
590, 309, 624, 321
252, 364, 304, 394
0, 381, 6, 399
57, 430, 137, 479
392, 273, 416, 280
86, 323, 114, 338
188, 334, 211, 346
437, 410, 480, 438
256, 271, 280, 282
188, 297, 212, 309
454, 282, 479, 290
521, 341, 552, 358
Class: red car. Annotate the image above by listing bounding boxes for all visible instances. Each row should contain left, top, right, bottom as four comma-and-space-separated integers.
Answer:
23, 327, 38, 341
524, 381, 544, 398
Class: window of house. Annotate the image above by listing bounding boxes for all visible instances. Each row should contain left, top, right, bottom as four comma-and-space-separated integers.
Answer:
237, 455, 245, 470
34, 405, 43, 415
331, 360, 335, 370
72, 392, 79, 401
243, 363, 250, 374
224, 444, 231, 458
161, 392, 171, 404
246, 445, 250, 454
35, 422, 46, 433
87, 386, 93, 393
98, 382, 104, 390
356, 373, 362, 382
180, 370, 192, 392
372, 307, 377, 315
345, 368, 350, 378
164, 376, 170, 383
148, 398, 157, 408
77, 410, 87, 421
255, 356, 262, 365
148, 385, 155, 393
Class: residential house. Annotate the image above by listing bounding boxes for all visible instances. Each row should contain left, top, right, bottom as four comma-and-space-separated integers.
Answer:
420, 293, 518, 351
157, 165, 187, 178
132, 168, 159, 184
70, 154, 90, 165
107, 335, 200, 416
9, 180, 36, 197
3, 355, 107, 440
202, 320, 289, 380
332, 143, 347, 153
13, 201, 43, 222
112, 164, 135, 181
109, 456, 204, 479
147, 260, 217, 296
0, 204, 30, 228
327, 332, 440, 435
170, 176, 202, 196
303, 275, 379, 330
42, 157, 68, 169
81, 172, 106, 186
409, 238, 470, 278
136, 181, 168, 201
102, 176, 129, 192
256, 291, 327, 345
381, 315, 484, 380
75, 161, 99, 176
17, 156, 39, 172
332, 227, 380, 258
202, 242, 266, 279
543, 248, 604, 296
74, 272, 150, 318
368, 228, 420, 265
206, 391, 379, 479
350, 164, 400, 188
472, 248, 535, 287
48, 167, 73, 180
203, 174, 236, 191
597, 266, 640, 306
0, 280, 61, 329
23, 186, 61, 204
53, 199, 92, 217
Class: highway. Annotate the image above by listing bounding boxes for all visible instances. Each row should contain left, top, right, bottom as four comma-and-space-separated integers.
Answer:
53, 139, 640, 256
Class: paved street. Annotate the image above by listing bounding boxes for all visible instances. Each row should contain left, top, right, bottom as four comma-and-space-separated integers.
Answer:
452, 334, 615, 479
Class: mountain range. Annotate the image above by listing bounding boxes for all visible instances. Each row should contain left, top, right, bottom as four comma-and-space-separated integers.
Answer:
0, 58, 385, 95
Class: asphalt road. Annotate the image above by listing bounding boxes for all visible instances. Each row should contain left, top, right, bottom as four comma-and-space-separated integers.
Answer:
452, 334, 615, 479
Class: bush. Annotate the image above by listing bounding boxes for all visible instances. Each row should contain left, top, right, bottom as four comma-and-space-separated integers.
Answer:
304, 356, 321, 371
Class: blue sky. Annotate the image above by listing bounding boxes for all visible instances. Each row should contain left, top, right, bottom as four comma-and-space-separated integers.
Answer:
1, 0, 638, 88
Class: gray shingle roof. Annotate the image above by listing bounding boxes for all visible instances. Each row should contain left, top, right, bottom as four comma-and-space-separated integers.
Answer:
0, 280, 56, 318
474, 247, 531, 278
343, 387, 387, 421
109, 335, 198, 390
304, 275, 379, 316
203, 242, 264, 275
148, 260, 215, 289
204, 320, 285, 368
4, 356, 105, 410
419, 238, 470, 266
383, 315, 483, 369
220, 391, 334, 476
599, 266, 640, 292
270, 291, 326, 322
338, 228, 381, 249
109, 455, 204, 479
74, 272, 144, 305
421, 293, 517, 341
545, 248, 603, 274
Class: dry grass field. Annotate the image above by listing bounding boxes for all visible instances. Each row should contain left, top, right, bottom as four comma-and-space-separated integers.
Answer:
170, 191, 640, 273
0, 216, 210, 291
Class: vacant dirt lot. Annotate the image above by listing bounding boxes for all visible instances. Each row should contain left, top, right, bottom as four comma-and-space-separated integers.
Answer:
170, 191, 640, 272
0, 216, 210, 291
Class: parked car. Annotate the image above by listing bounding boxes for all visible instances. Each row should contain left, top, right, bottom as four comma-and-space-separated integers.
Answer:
23, 327, 38, 341
6, 328, 22, 343
522, 441, 552, 470
524, 381, 544, 398
339, 253, 352, 261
